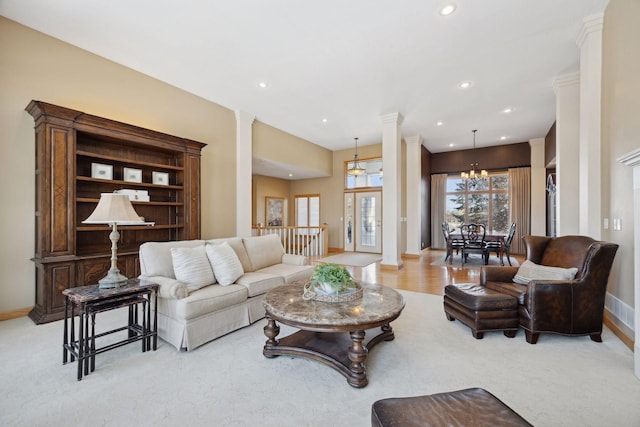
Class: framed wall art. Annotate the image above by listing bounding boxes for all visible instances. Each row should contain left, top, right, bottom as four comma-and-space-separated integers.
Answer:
152, 171, 169, 185
91, 163, 113, 180
123, 167, 142, 183
265, 197, 284, 226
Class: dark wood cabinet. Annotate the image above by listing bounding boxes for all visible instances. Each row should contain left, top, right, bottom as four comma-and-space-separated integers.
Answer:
27, 101, 206, 323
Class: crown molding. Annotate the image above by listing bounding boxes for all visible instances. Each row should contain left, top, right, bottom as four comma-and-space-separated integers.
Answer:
552, 72, 580, 94
617, 148, 640, 168
576, 13, 604, 49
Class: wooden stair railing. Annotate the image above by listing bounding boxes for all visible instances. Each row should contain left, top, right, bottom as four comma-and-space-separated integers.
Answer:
252, 224, 328, 257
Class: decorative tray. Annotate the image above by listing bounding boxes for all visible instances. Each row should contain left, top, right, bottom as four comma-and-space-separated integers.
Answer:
302, 281, 363, 303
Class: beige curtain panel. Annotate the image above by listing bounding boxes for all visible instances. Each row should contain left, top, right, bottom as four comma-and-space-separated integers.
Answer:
508, 167, 531, 254
430, 173, 448, 250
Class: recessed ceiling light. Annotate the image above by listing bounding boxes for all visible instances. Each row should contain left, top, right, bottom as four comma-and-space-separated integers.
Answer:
500, 136, 507, 140
449, 143, 454, 147
258, 82, 268, 88
321, 118, 328, 123
437, 121, 444, 126
458, 81, 472, 89
288, 173, 293, 177
503, 108, 512, 113
440, 4, 456, 16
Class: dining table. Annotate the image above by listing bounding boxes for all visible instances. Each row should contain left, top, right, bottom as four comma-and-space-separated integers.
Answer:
448, 230, 507, 265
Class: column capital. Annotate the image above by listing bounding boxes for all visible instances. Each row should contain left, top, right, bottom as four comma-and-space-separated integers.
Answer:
234, 110, 255, 124
618, 148, 640, 168
404, 135, 423, 145
380, 112, 403, 125
576, 13, 604, 48
552, 72, 580, 94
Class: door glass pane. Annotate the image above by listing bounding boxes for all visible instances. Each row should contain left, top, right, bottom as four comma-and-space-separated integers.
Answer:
360, 196, 376, 247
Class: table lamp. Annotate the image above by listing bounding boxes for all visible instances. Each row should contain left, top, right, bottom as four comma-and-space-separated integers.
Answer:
82, 193, 153, 288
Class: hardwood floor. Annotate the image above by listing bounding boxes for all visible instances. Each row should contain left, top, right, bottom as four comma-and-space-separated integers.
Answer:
319, 249, 524, 296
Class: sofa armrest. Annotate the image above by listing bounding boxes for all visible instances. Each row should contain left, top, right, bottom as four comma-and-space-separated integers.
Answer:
282, 253, 308, 266
139, 275, 188, 299
480, 266, 519, 284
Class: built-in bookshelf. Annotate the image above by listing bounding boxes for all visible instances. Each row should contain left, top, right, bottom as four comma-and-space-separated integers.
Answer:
27, 100, 206, 323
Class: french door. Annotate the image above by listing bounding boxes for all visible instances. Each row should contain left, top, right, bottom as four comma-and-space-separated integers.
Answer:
344, 191, 382, 254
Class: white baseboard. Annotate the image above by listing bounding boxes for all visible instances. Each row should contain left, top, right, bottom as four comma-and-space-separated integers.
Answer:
605, 292, 634, 332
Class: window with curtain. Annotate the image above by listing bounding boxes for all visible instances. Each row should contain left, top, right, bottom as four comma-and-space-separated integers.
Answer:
445, 173, 509, 232
295, 195, 320, 235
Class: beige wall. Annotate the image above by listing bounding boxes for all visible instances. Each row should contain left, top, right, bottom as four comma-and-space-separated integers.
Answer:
253, 121, 332, 177
602, 0, 640, 307
0, 17, 314, 313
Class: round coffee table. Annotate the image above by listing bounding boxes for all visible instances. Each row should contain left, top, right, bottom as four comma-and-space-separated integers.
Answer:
262, 282, 405, 388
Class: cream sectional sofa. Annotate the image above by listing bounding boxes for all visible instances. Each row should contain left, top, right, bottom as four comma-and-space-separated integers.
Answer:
139, 234, 313, 351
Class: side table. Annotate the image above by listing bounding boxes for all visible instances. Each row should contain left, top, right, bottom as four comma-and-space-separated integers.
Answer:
62, 278, 159, 380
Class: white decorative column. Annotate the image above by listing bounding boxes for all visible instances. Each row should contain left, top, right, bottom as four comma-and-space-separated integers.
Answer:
552, 72, 581, 236
617, 148, 640, 379
405, 135, 423, 256
529, 138, 546, 236
235, 110, 255, 237
380, 112, 403, 269
577, 14, 604, 239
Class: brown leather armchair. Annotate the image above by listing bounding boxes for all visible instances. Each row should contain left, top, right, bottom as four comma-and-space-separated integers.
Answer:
480, 235, 619, 344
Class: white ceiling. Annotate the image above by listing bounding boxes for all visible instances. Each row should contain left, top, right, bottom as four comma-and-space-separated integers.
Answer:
1, 0, 608, 156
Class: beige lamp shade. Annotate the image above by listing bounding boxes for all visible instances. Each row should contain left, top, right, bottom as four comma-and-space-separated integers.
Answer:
83, 193, 144, 224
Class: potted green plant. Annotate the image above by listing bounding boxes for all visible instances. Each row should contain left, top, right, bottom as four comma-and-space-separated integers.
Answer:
311, 263, 355, 295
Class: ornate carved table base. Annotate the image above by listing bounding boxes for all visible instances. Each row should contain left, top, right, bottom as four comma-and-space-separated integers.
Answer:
262, 282, 404, 388
263, 317, 395, 388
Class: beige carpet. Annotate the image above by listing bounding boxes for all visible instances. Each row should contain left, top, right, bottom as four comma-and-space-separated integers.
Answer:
318, 252, 382, 267
431, 253, 519, 267
1, 290, 639, 426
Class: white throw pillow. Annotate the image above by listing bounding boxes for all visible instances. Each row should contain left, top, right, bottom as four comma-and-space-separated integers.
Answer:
206, 241, 244, 286
171, 245, 216, 292
513, 259, 579, 285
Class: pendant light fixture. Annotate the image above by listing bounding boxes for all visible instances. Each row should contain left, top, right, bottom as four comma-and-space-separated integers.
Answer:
347, 137, 366, 176
461, 129, 488, 186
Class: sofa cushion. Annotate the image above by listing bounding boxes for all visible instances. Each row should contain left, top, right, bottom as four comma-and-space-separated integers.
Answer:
206, 241, 244, 285
206, 237, 252, 273
243, 234, 284, 271
139, 240, 205, 278
164, 284, 248, 321
236, 272, 284, 297
513, 260, 578, 285
171, 245, 216, 292
257, 263, 314, 284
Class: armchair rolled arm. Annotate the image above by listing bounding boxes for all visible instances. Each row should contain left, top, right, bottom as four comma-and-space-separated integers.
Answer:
480, 266, 519, 284
139, 275, 188, 299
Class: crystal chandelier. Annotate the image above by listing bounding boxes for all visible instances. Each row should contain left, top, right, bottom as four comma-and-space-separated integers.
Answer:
347, 137, 366, 176
461, 129, 487, 185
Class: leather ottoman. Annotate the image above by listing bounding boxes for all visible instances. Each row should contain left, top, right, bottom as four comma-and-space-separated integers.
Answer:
371, 387, 532, 427
444, 283, 518, 339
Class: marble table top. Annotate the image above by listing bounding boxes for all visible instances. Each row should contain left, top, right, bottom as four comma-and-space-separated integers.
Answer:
62, 278, 158, 303
263, 282, 404, 327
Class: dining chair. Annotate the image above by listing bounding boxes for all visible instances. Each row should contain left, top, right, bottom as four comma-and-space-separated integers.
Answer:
485, 222, 516, 265
460, 223, 487, 266
442, 222, 464, 264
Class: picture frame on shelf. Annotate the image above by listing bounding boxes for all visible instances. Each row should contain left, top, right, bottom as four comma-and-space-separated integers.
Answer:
152, 171, 169, 185
265, 196, 284, 226
91, 163, 113, 180
123, 167, 142, 183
